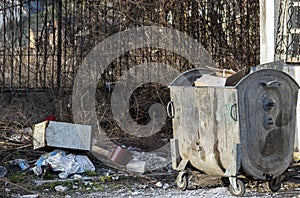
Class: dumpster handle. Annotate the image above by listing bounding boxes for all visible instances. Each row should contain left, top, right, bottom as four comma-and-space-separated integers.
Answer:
262, 80, 281, 88
230, 103, 237, 121
167, 101, 175, 118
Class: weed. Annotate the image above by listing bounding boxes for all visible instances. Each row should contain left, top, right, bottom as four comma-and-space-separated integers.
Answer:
84, 170, 97, 176
8, 172, 26, 183
14, 151, 21, 157
37, 181, 74, 191
98, 175, 111, 183
92, 182, 104, 191
42, 172, 56, 180
107, 182, 121, 190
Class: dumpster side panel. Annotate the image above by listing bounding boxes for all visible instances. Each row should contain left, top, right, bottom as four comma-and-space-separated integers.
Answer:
170, 86, 182, 162
178, 87, 198, 160
171, 86, 240, 176
191, 87, 224, 175
213, 88, 241, 175
171, 86, 204, 169
189, 87, 240, 176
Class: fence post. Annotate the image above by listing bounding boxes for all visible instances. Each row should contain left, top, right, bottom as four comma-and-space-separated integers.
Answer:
57, 0, 63, 119
57, 0, 62, 89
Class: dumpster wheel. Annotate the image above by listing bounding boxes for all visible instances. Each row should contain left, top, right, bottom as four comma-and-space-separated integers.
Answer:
229, 179, 245, 197
267, 178, 282, 192
176, 171, 188, 191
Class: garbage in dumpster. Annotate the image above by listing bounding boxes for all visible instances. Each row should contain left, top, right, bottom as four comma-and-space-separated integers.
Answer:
194, 74, 227, 87
205, 66, 236, 78
32, 150, 95, 179
194, 68, 245, 87
33, 121, 92, 151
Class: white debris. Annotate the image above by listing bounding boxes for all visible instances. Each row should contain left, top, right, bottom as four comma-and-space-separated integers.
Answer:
156, 181, 163, 188
112, 176, 119, 181
131, 191, 141, 195
32, 166, 43, 176
73, 174, 82, 180
14, 195, 39, 198
130, 151, 170, 172
84, 181, 92, 186
162, 183, 169, 190
75, 155, 96, 173
55, 185, 68, 192
33, 150, 95, 179
126, 160, 146, 174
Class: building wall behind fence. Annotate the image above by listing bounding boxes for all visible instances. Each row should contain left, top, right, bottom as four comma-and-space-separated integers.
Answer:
0, 0, 260, 127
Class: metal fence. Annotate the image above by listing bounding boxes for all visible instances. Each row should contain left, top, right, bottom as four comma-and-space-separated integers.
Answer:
275, 0, 300, 63
0, 0, 260, 91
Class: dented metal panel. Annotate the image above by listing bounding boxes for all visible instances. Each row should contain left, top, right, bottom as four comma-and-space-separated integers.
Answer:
170, 86, 240, 176
194, 87, 240, 175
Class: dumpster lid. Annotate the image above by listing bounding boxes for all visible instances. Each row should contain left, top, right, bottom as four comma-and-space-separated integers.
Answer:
169, 67, 214, 86
169, 67, 246, 87
236, 68, 300, 89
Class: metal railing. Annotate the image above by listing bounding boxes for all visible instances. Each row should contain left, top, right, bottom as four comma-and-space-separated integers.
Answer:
275, 0, 300, 63
0, 0, 260, 91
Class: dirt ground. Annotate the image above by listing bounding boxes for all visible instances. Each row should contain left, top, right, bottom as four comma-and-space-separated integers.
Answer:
0, 134, 300, 198
1, 145, 300, 198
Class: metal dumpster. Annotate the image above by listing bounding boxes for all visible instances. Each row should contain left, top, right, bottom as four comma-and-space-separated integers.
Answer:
168, 68, 299, 196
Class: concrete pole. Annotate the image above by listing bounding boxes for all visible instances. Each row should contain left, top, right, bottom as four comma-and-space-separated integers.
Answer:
260, 0, 280, 64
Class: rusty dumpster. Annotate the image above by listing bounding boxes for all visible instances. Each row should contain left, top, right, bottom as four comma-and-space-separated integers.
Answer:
168, 68, 299, 196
